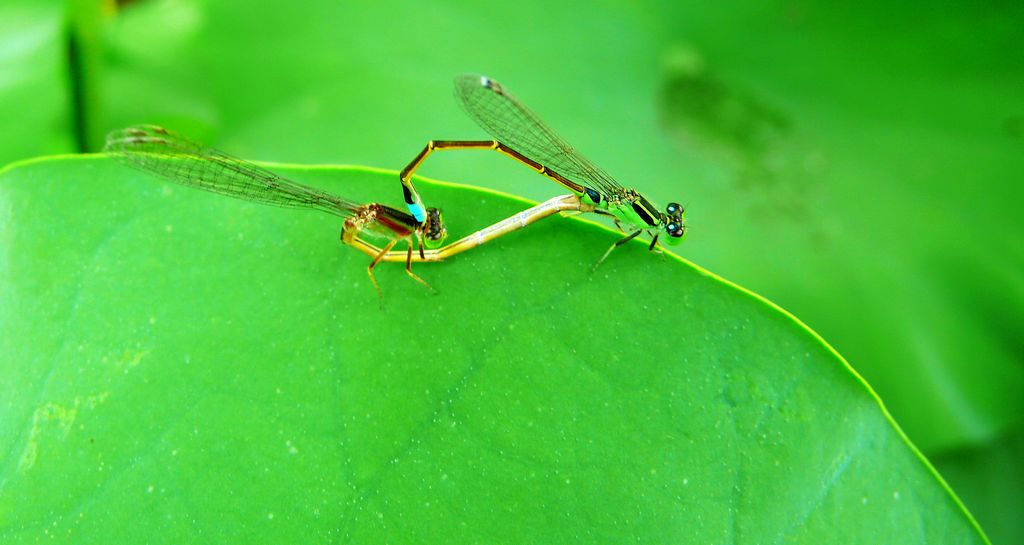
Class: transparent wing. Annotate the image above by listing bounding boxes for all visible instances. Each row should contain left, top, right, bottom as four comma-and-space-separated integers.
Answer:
455, 74, 626, 196
105, 125, 358, 217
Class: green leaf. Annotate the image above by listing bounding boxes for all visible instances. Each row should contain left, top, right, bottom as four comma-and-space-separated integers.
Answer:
0, 1, 76, 165
0, 156, 986, 542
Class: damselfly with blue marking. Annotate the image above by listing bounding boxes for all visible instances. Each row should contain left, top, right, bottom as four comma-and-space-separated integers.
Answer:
105, 125, 449, 301
396, 74, 687, 268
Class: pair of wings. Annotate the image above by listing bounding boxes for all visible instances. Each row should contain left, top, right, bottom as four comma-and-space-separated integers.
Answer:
455, 74, 627, 198
106, 75, 623, 215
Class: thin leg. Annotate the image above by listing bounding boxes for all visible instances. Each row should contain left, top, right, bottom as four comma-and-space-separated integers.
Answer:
613, 219, 626, 234
648, 233, 659, 251
593, 230, 642, 271
404, 241, 437, 293
648, 232, 666, 258
368, 238, 399, 306
398, 139, 588, 218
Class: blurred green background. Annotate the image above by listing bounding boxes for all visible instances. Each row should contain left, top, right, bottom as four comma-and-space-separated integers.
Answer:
1, 0, 1021, 541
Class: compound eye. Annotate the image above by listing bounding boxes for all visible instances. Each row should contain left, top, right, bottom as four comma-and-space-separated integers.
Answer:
666, 222, 685, 238
666, 202, 682, 216
426, 208, 446, 240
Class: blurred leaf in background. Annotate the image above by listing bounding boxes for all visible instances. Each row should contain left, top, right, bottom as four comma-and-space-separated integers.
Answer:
1, 0, 1021, 541
0, 1, 77, 164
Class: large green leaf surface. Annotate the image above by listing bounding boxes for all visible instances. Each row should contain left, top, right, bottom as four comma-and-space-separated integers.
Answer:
95, 0, 1024, 457
0, 156, 984, 542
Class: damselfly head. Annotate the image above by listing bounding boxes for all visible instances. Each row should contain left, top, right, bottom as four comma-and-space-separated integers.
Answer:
423, 207, 448, 249
663, 202, 687, 244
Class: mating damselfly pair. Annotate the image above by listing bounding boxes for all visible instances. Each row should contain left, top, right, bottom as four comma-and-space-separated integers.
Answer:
106, 75, 687, 300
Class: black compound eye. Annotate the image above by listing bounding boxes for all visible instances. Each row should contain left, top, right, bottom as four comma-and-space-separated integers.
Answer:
666, 202, 682, 215
426, 208, 446, 240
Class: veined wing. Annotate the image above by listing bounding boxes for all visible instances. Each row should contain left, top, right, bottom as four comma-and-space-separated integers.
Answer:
105, 125, 358, 217
454, 74, 626, 197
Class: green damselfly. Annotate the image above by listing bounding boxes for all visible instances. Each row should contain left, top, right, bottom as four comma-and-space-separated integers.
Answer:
397, 74, 687, 268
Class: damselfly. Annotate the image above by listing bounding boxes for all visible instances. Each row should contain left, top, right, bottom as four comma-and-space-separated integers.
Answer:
398, 74, 687, 268
105, 125, 448, 300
